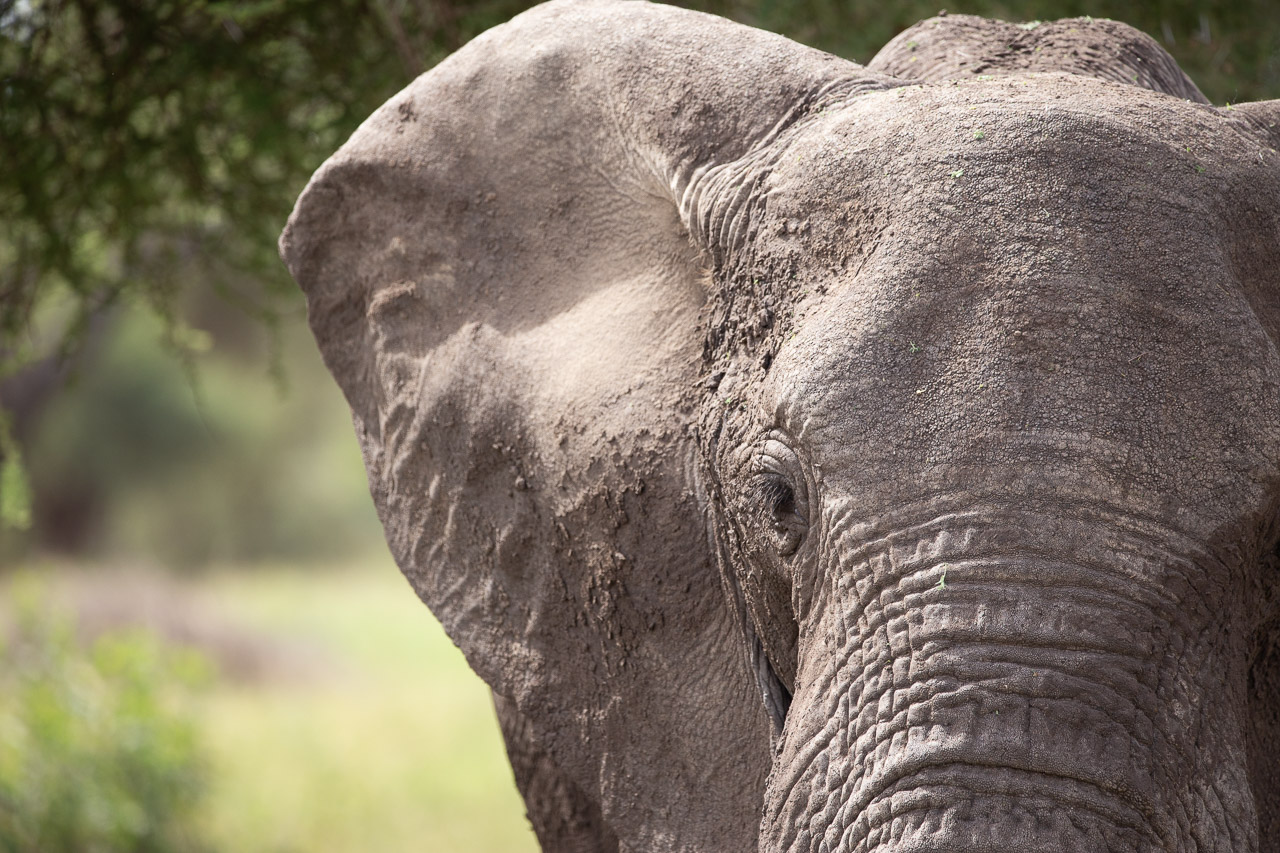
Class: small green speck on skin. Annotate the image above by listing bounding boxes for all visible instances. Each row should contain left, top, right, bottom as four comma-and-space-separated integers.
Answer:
949, 168, 964, 179
908, 342, 921, 353
1017, 20, 1041, 30
1194, 164, 1205, 173
936, 570, 947, 589
972, 130, 985, 140
907, 40, 918, 49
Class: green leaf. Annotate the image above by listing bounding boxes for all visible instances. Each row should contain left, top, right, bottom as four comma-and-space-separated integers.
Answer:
0, 413, 32, 531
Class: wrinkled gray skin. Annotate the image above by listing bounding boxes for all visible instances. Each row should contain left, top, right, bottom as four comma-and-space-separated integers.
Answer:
280, 3, 1280, 851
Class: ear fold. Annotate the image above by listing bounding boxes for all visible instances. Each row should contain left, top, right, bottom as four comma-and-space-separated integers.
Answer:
279, 1, 874, 848
869, 14, 1209, 104
1233, 100, 1280, 151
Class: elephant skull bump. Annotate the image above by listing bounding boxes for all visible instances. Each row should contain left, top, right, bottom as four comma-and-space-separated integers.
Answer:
280, 2, 1280, 851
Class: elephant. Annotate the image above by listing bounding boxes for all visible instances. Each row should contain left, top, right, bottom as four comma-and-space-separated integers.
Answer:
279, 1, 1280, 850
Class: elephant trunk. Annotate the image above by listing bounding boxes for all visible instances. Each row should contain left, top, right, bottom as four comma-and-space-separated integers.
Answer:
761, 518, 1258, 853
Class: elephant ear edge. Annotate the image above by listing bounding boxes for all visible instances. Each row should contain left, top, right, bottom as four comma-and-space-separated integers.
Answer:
1232, 100, 1280, 152
278, 1, 878, 849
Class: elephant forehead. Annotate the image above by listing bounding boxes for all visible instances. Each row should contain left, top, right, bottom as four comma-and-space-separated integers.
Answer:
768, 73, 1266, 236
751, 76, 1280, 530
762, 73, 1280, 536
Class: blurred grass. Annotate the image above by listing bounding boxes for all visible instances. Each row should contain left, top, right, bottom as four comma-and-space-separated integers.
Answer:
1, 561, 539, 853
195, 562, 538, 853
194, 562, 537, 853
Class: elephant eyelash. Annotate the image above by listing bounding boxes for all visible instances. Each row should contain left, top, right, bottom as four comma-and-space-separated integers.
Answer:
753, 475, 796, 519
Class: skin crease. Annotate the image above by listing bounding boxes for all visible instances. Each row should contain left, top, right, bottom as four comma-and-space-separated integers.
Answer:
279, 2, 1280, 851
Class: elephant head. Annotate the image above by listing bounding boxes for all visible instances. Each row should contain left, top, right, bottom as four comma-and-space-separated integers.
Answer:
280, 2, 1280, 850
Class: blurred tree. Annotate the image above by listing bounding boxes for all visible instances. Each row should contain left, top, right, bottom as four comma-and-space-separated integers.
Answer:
0, 0, 1276, 542
1, 304, 384, 566
0, 0, 542, 370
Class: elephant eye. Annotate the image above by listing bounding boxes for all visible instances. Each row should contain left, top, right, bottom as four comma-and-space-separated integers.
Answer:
757, 475, 795, 518
751, 472, 806, 557
747, 436, 810, 558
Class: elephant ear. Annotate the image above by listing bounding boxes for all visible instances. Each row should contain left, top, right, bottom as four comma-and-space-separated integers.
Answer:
1233, 100, 1280, 150
279, 1, 875, 848
869, 14, 1209, 103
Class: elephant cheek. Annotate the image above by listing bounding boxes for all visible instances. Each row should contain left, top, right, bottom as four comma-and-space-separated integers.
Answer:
758, 543, 1257, 853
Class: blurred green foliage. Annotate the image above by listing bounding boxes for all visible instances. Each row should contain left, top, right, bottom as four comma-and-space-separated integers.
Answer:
0, 418, 31, 532
194, 565, 538, 852
9, 304, 382, 566
0, 0, 549, 360
0, 584, 211, 853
